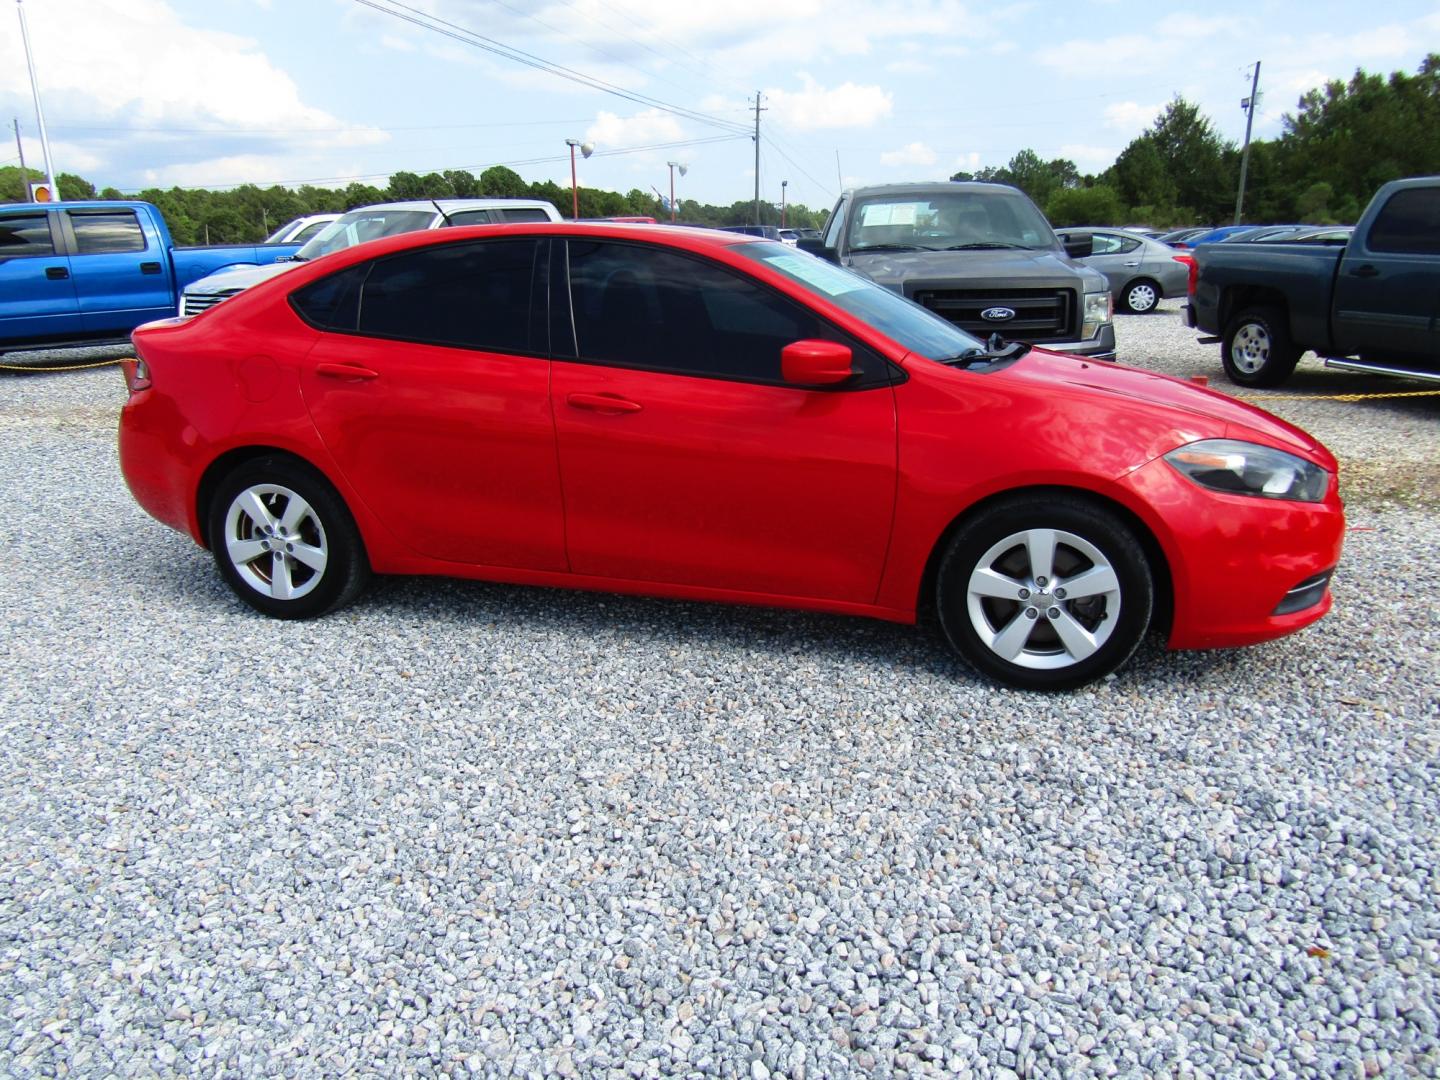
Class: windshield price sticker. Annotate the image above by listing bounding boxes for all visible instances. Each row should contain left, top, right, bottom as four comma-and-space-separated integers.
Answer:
763, 254, 866, 296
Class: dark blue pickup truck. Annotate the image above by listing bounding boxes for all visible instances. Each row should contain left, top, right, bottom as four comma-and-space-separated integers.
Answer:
0, 200, 300, 352
1188, 176, 1440, 387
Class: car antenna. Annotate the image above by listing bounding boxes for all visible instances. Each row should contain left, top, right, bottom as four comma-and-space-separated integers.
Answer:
431, 199, 454, 227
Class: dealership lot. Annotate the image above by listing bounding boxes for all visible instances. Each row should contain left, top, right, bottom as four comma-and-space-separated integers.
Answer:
1, 310, 1437, 1076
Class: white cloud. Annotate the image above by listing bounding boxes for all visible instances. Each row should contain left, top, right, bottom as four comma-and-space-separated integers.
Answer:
1103, 101, 1163, 133
880, 141, 937, 167
764, 76, 894, 131
0, 0, 386, 187
584, 109, 685, 150
1058, 144, 1118, 171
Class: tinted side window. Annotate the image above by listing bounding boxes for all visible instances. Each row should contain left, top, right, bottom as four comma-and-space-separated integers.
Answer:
0, 213, 55, 257
290, 263, 367, 331
1091, 234, 1124, 255
567, 240, 879, 386
357, 239, 539, 353
445, 211, 493, 227
291, 220, 331, 243
496, 208, 552, 223
1116, 235, 1143, 254
823, 199, 845, 248
1369, 188, 1440, 255
69, 211, 146, 254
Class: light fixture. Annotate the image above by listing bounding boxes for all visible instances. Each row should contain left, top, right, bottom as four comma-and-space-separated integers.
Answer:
667, 161, 688, 224
565, 138, 595, 219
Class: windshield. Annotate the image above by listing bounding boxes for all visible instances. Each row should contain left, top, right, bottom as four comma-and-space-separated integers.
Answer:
737, 242, 982, 360
846, 191, 1057, 253
296, 209, 435, 260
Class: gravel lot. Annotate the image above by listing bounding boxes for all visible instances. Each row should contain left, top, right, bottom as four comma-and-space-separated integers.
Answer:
1, 314, 1437, 1078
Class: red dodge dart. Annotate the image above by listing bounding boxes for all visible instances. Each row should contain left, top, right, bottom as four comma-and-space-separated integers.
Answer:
118, 223, 1344, 690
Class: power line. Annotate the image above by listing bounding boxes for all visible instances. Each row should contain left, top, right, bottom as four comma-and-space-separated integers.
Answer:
351, 0, 749, 136
47, 118, 593, 136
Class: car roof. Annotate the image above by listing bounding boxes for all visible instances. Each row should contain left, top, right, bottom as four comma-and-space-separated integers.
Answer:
845, 181, 1025, 198
341, 198, 557, 213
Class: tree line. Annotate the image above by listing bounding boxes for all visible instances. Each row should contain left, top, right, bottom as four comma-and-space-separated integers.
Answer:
4, 53, 1436, 238
0, 162, 827, 246
957, 53, 1440, 228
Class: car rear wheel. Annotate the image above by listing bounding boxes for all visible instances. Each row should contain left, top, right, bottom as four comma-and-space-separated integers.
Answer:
1120, 278, 1160, 314
936, 495, 1153, 690
209, 456, 369, 619
1221, 306, 1301, 387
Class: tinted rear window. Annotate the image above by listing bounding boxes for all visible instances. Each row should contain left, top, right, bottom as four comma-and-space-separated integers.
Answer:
0, 213, 54, 257
1369, 188, 1440, 255
69, 210, 146, 254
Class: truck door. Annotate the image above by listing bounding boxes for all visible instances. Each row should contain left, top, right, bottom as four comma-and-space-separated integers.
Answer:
1332, 186, 1440, 361
0, 208, 79, 343
61, 207, 176, 335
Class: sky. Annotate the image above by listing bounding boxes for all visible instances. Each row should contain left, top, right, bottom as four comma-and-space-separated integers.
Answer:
3, 0, 1439, 213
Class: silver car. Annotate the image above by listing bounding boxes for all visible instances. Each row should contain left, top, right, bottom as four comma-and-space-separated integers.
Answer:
1055, 228, 1192, 314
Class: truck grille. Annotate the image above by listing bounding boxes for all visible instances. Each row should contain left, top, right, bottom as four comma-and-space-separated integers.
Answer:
181, 289, 241, 317
909, 288, 1077, 341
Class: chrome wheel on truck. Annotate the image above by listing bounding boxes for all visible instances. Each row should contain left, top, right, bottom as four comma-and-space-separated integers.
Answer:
1221, 306, 1301, 388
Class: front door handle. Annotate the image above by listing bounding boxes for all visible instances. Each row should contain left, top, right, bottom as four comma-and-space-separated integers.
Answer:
567, 392, 642, 414
1351, 264, 1380, 278
45, 265, 69, 280
1123, 260, 1141, 267
316, 362, 379, 380
139, 261, 162, 275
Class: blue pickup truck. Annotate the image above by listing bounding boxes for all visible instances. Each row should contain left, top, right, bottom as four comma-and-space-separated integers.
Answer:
0, 200, 301, 352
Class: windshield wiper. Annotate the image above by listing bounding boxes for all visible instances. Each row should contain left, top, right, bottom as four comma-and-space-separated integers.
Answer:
849, 243, 923, 253
940, 242, 1029, 251
937, 333, 1033, 368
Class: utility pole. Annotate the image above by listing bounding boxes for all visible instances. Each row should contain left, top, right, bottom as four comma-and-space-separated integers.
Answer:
752, 91, 765, 226
12, 118, 28, 199
17, 0, 59, 201
1234, 60, 1261, 225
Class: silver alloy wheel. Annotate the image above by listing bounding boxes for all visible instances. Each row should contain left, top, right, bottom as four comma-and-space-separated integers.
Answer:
1230, 320, 1271, 374
965, 527, 1121, 670
222, 483, 329, 601
1126, 282, 1158, 312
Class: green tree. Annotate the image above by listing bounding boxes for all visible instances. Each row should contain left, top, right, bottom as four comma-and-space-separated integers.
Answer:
479, 166, 528, 197
1045, 185, 1125, 226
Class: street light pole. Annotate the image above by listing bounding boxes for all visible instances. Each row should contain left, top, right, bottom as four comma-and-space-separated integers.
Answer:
12, 118, 29, 199
16, 0, 59, 201
781, 180, 788, 228
565, 139, 581, 219
667, 161, 687, 224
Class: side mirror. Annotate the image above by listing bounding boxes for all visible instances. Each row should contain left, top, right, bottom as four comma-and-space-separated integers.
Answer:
782, 339, 855, 387
797, 236, 838, 263
1062, 234, 1093, 259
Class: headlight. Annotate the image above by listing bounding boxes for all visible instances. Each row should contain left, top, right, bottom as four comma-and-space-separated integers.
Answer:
1082, 290, 1112, 338
1164, 439, 1329, 502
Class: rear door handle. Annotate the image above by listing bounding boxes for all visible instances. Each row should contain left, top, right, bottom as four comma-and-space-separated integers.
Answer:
567, 392, 642, 414
316, 362, 379, 380
45, 265, 69, 280
1123, 260, 1141, 267
1351, 264, 1380, 278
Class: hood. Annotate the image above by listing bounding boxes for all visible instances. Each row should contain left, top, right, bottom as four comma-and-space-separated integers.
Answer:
185, 260, 301, 294
1011, 348, 1328, 460
847, 247, 1107, 294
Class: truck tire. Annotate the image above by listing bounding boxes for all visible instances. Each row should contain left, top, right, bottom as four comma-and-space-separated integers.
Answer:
1221, 307, 1301, 388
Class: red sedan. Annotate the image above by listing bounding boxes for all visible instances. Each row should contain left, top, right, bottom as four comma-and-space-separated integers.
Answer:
118, 223, 1344, 690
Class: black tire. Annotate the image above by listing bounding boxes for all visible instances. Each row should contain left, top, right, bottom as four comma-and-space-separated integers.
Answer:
1221, 306, 1301, 387
935, 495, 1153, 691
1119, 278, 1161, 314
207, 455, 370, 619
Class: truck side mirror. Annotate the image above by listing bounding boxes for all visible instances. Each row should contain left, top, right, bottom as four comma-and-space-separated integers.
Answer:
1062, 234, 1093, 259
797, 236, 838, 263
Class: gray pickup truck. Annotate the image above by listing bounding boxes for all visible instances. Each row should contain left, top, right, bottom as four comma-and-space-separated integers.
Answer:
800, 182, 1115, 359
1188, 176, 1440, 387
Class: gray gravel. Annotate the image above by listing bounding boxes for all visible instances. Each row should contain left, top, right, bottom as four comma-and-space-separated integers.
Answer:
1, 322, 1438, 1078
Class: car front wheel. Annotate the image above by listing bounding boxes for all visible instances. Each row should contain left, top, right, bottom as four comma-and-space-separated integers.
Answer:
208, 456, 370, 619
936, 495, 1154, 690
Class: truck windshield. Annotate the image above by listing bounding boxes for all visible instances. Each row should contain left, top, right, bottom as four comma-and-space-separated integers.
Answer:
736, 242, 983, 360
847, 191, 1057, 253
296, 210, 435, 260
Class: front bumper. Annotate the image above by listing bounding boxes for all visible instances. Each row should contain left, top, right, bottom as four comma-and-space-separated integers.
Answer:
1118, 455, 1345, 650
1046, 321, 1117, 361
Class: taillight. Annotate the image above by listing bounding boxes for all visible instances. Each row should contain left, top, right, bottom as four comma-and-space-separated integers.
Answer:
1173, 254, 1198, 295
120, 356, 152, 393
